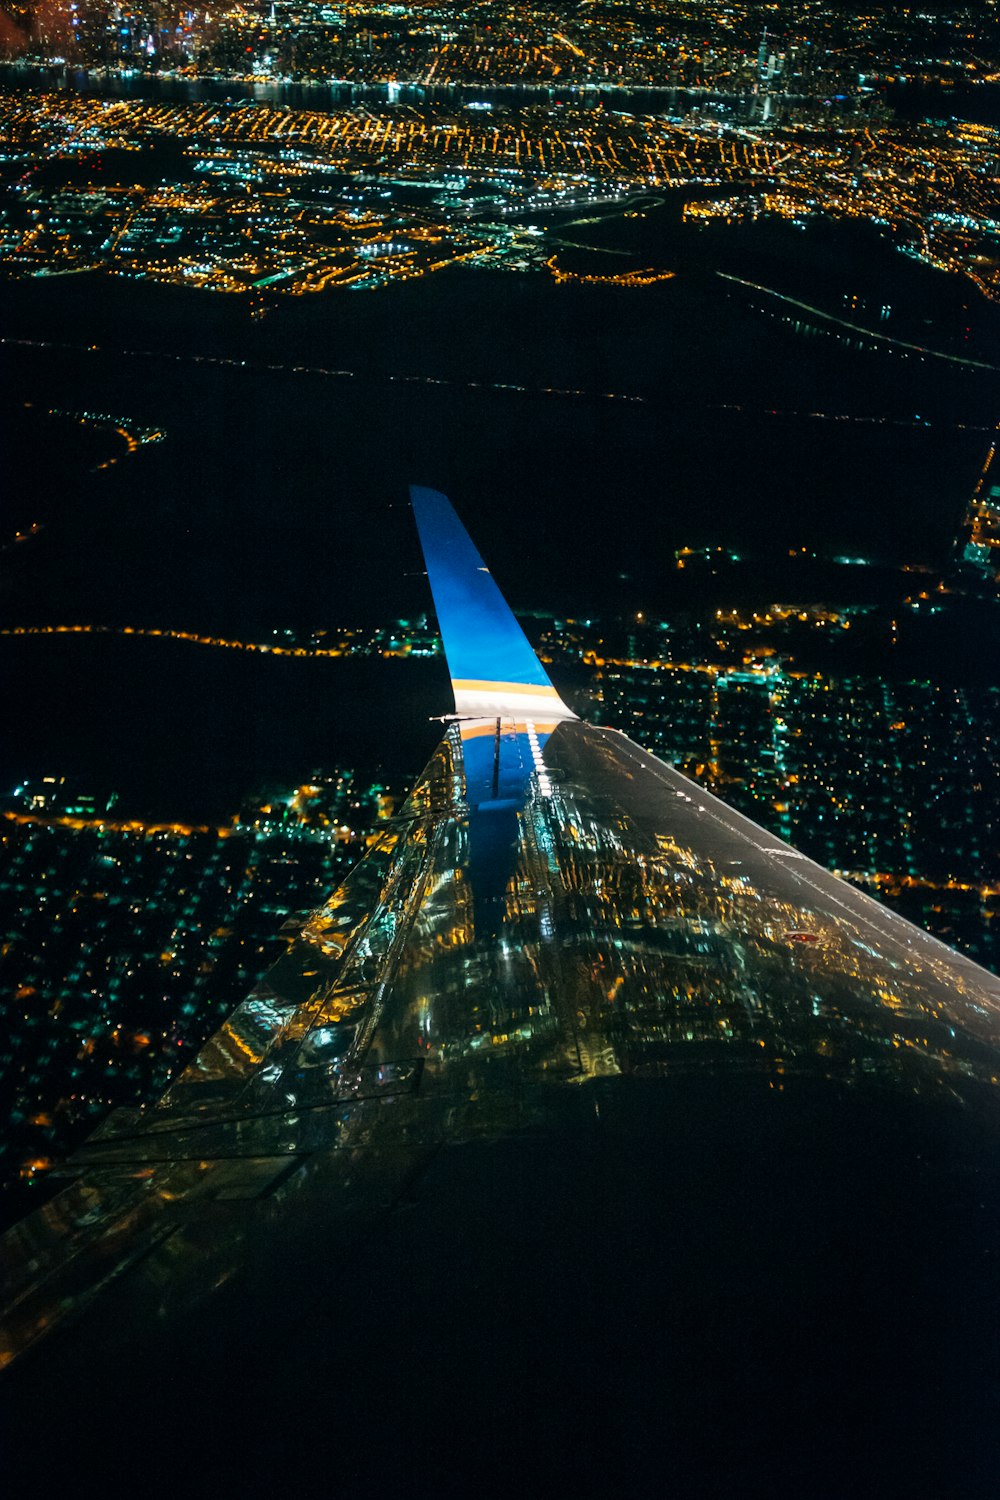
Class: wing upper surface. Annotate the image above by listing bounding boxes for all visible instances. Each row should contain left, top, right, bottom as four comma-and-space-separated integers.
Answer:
4, 487, 1000, 1393
5, 715, 1000, 1366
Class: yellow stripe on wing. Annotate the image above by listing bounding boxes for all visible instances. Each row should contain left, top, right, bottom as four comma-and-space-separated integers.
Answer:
451, 679, 564, 699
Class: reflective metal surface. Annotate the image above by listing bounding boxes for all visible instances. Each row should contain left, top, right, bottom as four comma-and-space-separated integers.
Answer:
4, 718, 1000, 1492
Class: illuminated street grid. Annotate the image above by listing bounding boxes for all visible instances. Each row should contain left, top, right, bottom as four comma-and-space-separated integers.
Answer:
0, 769, 403, 1223
1, 90, 999, 296
13, 0, 1000, 94
585, 656, 999, 951
537, 611, 999, 969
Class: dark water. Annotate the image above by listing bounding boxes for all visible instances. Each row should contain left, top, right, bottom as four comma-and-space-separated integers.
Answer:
3, 237, 994, 619
886, 79, 1000, 127
5, 60, 999, 126
0, 636, 445, 817
0, 60, 862, 119
2, 210, 997, 811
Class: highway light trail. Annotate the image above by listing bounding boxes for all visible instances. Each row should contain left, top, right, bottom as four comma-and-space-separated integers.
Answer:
1, 336, 991, 430
2, 809, 233, 837
717, 272, 1000, 371
0, 625, 378, 658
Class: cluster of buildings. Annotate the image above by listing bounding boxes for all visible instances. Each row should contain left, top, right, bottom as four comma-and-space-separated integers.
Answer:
1, 87, 999, 298
0, 103, 513, 290
586, 655, 999, 963
5, 1, 998, 98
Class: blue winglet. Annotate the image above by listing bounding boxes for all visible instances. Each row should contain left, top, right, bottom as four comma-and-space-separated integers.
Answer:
410, 486, 575, 721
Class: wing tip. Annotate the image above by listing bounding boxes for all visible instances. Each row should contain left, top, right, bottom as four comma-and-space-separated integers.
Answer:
408, 485, 577, 722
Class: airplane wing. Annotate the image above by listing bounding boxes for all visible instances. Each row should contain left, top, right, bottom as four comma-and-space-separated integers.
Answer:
4, 489, 1000, 1492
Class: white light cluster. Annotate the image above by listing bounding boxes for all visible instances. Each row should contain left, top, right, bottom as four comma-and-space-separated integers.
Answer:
525, 721, 553, 798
